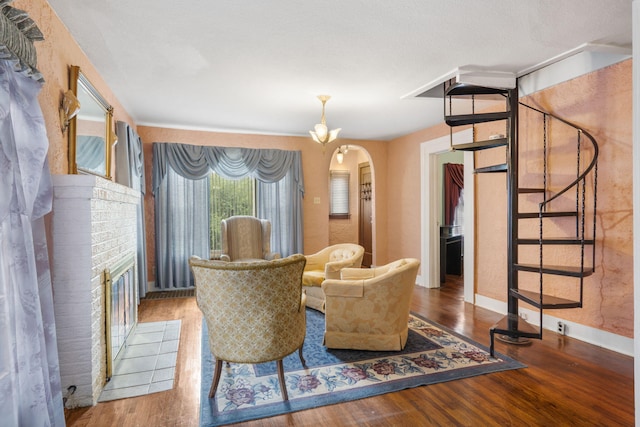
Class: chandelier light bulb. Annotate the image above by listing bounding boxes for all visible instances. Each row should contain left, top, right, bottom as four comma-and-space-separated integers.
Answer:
310, 95, 341, 148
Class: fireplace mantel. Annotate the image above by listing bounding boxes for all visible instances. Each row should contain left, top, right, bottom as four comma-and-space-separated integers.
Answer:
51, 174, 140, 407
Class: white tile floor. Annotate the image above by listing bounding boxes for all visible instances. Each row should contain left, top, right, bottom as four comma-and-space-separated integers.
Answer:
98, 320, 181, 402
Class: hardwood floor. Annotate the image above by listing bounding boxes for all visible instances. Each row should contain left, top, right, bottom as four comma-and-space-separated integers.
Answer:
65, 276, 634, 426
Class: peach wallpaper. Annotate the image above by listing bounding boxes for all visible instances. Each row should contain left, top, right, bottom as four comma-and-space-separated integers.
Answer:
137, 127, 389, 282
386, 122, 454, 263
473, 60, 633, 338
384, 61, 633, 339
15, 0, 135, 177
17, 0, 634, 339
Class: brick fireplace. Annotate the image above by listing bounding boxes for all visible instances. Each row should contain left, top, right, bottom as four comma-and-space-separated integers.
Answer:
51, 175, 139, 407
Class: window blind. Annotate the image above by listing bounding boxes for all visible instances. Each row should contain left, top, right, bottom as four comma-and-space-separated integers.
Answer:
330, 171, 350, 215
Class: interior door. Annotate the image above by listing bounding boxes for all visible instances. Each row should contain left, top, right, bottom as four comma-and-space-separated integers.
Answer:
359, 163, 373, 267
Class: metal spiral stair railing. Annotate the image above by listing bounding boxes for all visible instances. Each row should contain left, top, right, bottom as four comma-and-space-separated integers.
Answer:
441, 81, 598, 356
491, 101, 599, 356
513, 102, 599, 310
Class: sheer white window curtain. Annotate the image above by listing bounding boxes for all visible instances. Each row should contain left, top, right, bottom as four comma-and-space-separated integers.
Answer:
0, 59, 65, 425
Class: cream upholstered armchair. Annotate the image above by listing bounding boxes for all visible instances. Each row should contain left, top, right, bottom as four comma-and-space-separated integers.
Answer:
321, 258, 420, 351
302, 243, 365, 312
217, 215, 280, 262
189, 254, 307, 401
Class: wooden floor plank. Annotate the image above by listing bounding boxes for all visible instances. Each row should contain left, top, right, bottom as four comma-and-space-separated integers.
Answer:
65, 275, 634, 426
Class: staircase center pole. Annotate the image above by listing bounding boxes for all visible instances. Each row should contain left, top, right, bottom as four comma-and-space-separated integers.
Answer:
507, 87, 519, 326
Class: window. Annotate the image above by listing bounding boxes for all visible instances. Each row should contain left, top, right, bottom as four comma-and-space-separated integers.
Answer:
330, 170, 350, 219
209, 173, 255, 249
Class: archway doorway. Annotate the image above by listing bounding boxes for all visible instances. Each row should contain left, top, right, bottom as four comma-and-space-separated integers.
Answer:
329, 145, 375, 266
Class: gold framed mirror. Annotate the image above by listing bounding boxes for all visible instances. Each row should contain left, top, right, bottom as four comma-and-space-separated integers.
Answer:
67, 65, 115, 179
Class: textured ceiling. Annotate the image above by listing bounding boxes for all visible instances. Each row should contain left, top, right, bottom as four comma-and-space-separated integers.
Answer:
47, 0, 632, 141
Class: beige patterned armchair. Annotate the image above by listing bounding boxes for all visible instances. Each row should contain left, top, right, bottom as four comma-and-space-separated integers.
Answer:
189, 254, 307, 400
218, 215, 281, 262
321, 258, 420, 351
302, 243, 365, 312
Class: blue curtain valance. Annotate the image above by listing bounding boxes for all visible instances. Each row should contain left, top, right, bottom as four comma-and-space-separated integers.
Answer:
152, 142, 303, 194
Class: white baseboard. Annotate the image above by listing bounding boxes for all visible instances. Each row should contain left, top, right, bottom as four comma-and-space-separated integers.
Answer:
475, 294, 633, 356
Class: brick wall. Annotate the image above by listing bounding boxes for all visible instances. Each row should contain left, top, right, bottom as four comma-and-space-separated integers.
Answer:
51, 175, 139, 407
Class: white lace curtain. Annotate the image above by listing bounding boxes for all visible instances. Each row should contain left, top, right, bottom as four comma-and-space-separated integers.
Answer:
0, 2, 64, 424
152, 143, 305, 289
0, 58, 65, 425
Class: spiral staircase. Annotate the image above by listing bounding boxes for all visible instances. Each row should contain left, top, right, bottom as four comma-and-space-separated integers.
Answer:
443, 81, 599, 356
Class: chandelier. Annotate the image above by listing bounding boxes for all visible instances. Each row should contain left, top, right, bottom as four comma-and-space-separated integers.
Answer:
309, 95, 341, 148
336, 145, 349, 164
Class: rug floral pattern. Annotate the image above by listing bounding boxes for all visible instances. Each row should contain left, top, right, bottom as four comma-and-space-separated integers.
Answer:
205, 314, 517, 418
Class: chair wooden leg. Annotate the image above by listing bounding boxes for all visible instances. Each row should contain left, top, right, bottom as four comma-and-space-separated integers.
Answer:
298, 344, 306, 368
209, 359, 223, 399
276, 359, 288, 401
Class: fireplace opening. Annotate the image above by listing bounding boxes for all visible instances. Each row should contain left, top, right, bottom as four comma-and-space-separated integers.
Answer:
103, 255, 137, 379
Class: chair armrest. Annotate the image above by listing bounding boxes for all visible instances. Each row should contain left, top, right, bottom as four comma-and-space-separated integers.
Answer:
370, 259, 408, 276
322, 279, 364, 298
340, 268, 374, 280
304, 253, 326, 271
325, 259, 360, 279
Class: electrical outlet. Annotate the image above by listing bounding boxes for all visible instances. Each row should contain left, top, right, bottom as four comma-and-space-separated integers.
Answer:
557, 321, 566, 335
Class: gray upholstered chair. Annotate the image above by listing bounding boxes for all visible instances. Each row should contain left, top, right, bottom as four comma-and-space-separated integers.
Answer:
218, 215, 280, 262
189, 254, 307, 400
322, 258, 420, 351
302, 243, 364, 312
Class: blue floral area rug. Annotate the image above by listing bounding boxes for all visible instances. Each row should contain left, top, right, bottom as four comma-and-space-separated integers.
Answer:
200, 309, 525, 426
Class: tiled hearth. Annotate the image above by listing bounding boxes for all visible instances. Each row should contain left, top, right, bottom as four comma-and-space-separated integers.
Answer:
99, 320, 181, 402
51, 175, 140, 407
